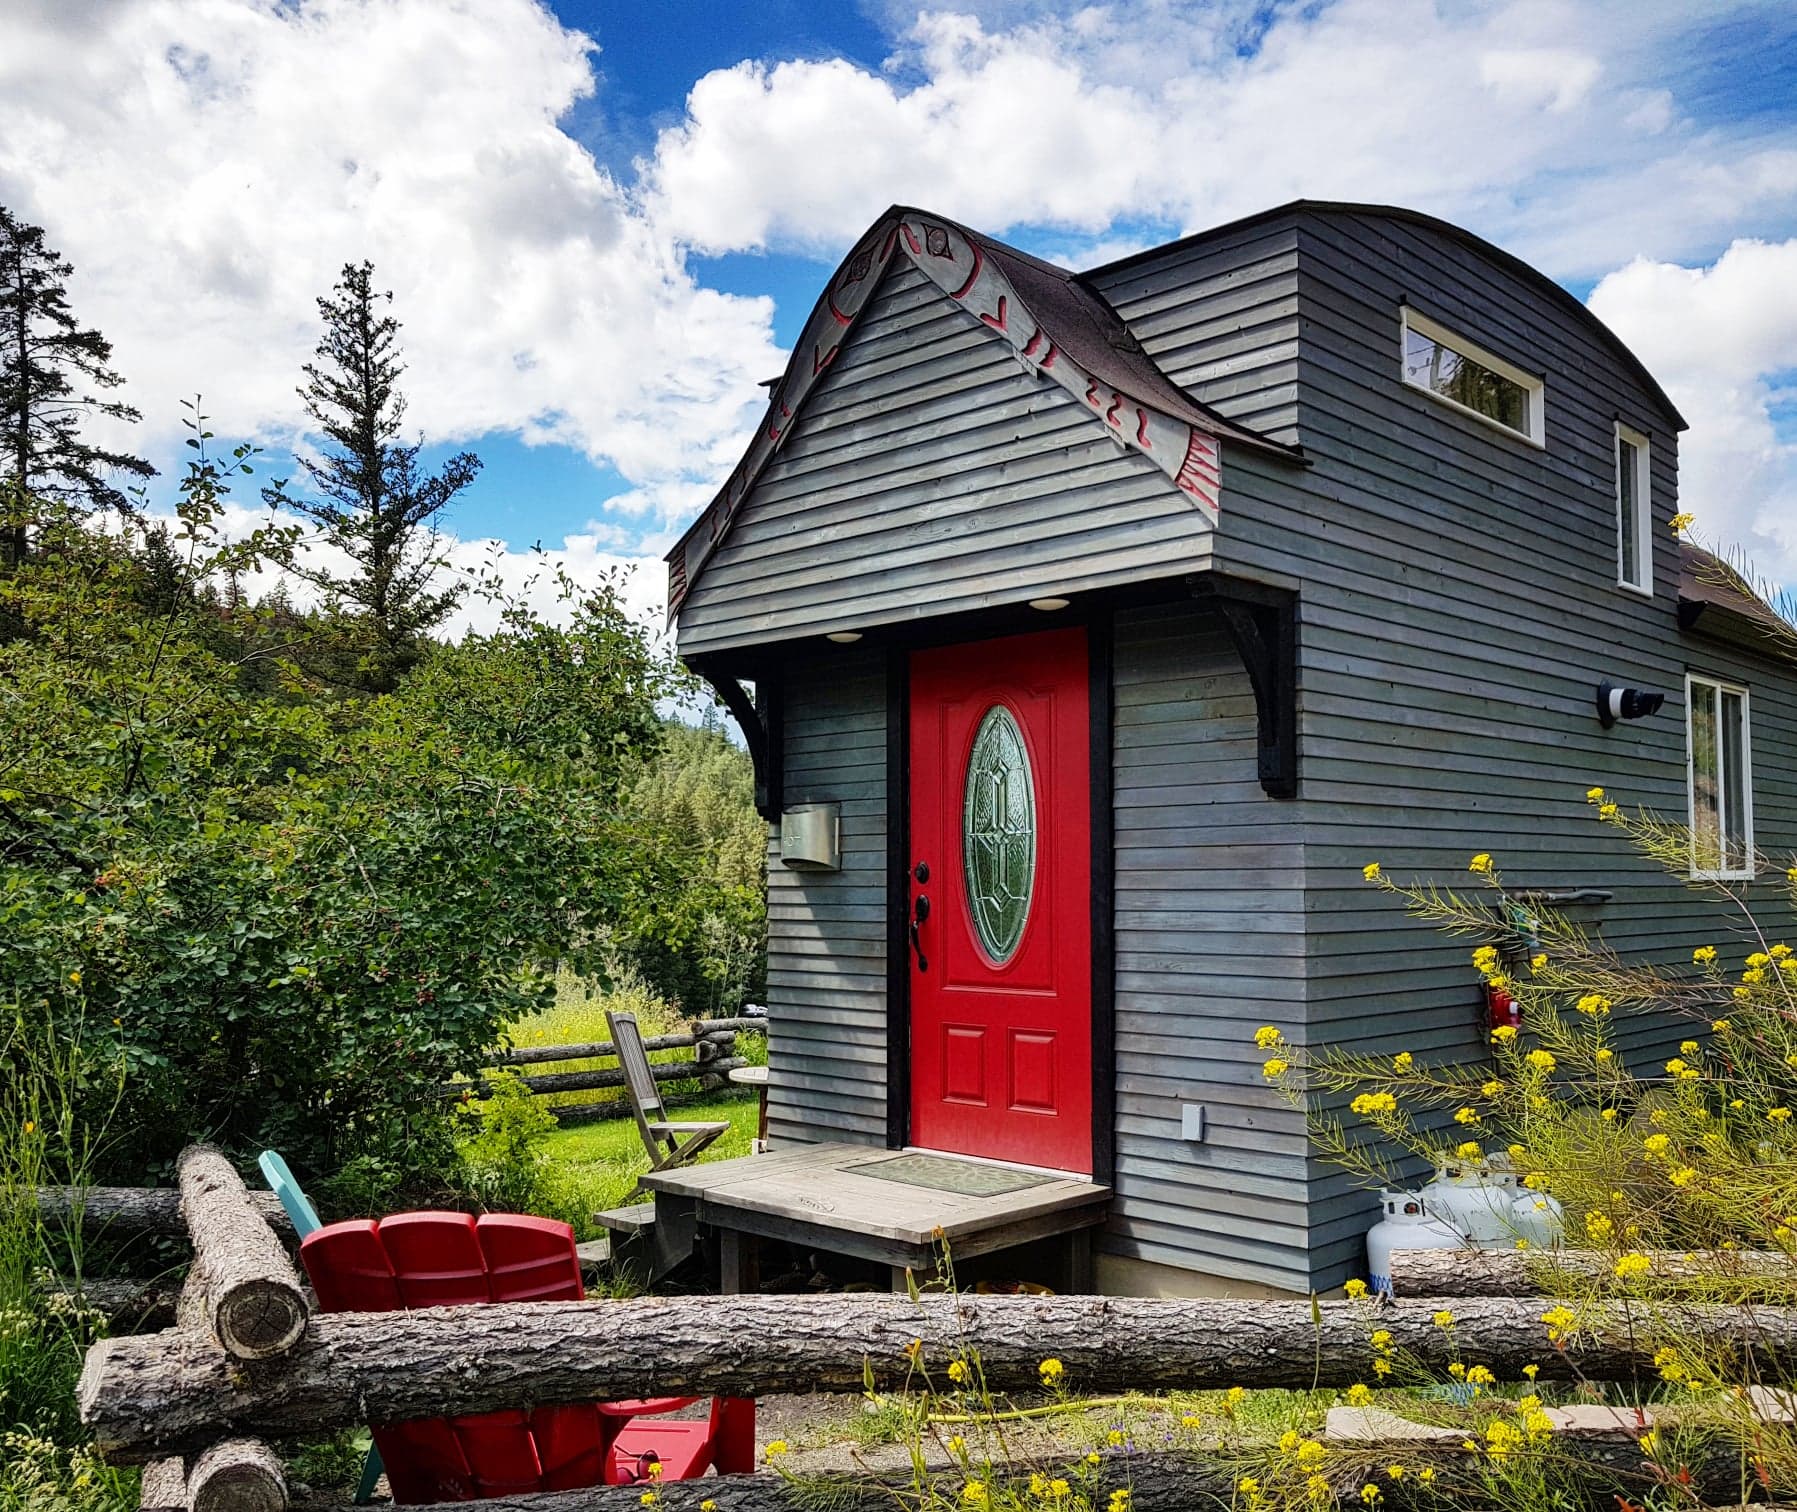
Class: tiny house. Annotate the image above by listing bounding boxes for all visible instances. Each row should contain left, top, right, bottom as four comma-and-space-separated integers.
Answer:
664, 201, 1797, 1296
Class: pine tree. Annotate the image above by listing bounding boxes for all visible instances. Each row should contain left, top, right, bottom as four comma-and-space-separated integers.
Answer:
270, 261, 479, 692
0, 205, 155, 563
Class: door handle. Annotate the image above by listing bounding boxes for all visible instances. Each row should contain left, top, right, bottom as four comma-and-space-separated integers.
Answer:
909, 893, 930, 973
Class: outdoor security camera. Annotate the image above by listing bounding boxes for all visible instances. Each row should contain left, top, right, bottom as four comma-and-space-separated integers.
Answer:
1596, 682, 1666, 729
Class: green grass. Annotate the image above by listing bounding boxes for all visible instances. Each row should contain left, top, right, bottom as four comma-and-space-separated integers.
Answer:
543, 1091, 760, 1214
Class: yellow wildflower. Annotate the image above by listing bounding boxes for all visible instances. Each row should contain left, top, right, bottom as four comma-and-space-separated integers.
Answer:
961, 1484, 988, 1506
1614, 1253, 1652, 1280
1373, 1357, 1392, 1376
22, 1121, 35, 1136
1693, 945, 1718, 965
1712, 1019, 1731, 1033
1386, 1464, 1405, 1481
1370, 1329, 1392, 1348
1362, 862, 1382, 882
1262, 1057, 1289, 1078
1344, 1383, 1373, 1406
1526, 1049, 1556, 1072
1643, 1133, 1670, 1156
1454, 1141, 1481, 1161
1359, 1485, 1381, 1505
1417, 1468, 1435, 1485
1465, 1365, 1495, 1387
1491, 1024, 1517, 1043
1480, 1080, 1503, 1098
1226, 1386, 1246, 1406
1108, 1491, 1130, 1512
1541, 1305, 1576, 1341
1469, 853, 1494, 875
1297, 1440, 1326, 1468
68, 970, 81, 985
947, 1359, 970, 1384
1586, 786, 1606, 802
1530, 952, 1547, 970
1669, 1166, 1699, 1187
1680, 1039, 1700, 1055
1432, 1310, 1454, 1328
1238, 1477, 1261, 1494
1585, 1212, 1614, 1240
1050, 1481, 1070, 1498
1471, 945, 1500, 974
1254, 1025, 1283, 1049
1669, 512, 1695, 534
1575, 994, 1610, 1016
1772, 1108, 1793, 1123
1107, 1430, 1125, 1447
1392, 1051, 1414, 1072
1522, 1363, 1539, 1380
1455, 1106, 1480, 1125
1038, 1357, 1064, 1382
1350, 1092, 1397, 1116
764, 1440, 789, 1460
1086, 1452, 1101, 1466
1601, 1107, 1618, 1120
1343, 1278, 1368, 1298
639, 1493, 656, 1508
1595, 1048, 1614, 1063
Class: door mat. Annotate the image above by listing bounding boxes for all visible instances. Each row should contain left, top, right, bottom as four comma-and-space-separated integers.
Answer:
848, 1152, 1055, 1197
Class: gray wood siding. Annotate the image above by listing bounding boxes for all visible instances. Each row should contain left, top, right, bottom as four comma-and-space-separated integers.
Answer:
1087, 220, 1300, 447
1107, 602, 1315, 1290
764, 647, 888, 1148
1202, 209, 1792, 1283
675, 262, 1214, 658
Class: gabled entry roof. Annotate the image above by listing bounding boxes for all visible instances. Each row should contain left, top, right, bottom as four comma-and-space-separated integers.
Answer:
666, 206, 1299, 622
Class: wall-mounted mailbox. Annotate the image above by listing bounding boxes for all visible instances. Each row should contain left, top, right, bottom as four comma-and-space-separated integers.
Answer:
779, 803, 841, 871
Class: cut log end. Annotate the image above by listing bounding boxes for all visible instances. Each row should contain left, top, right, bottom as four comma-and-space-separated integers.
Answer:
215, 1283, 308, 1360
188, 1439, 287, 1512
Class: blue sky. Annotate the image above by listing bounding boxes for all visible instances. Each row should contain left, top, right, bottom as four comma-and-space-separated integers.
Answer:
3, 0, 1796, 621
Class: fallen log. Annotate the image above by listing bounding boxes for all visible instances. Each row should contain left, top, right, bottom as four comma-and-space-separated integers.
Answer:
177, 1147, 309, 1360
40, 1276, 183, 1331
187, 1438, 286, 1512
34, 1187, 293, 1241
76, 1291, 1797, 1460
1389, 1246, 1797, 1297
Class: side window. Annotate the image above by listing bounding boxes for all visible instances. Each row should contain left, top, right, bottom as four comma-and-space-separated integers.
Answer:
1616, 423, 1652, 594
1399, 306, 1545, 445
1687, 673, 1753, 879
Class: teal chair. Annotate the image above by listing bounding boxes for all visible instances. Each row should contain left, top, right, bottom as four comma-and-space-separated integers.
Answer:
259, 1151, 382, 1503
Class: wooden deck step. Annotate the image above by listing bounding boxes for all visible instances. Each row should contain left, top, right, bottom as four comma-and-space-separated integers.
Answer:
592, 1203, 657, 1235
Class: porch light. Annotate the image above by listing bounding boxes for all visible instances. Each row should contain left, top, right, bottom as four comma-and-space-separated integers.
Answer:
1028, 597, 1070, 611
825, 630, 863, 643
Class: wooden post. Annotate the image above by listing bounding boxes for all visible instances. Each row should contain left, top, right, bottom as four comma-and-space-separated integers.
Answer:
177, 1146, 309, 1360
140, 1459, 187, 1512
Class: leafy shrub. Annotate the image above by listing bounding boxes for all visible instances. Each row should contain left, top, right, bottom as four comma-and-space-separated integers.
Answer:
0, 434, 677, 1186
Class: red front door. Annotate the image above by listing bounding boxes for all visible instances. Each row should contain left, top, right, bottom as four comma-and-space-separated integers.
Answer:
908, 628, 1092, 1175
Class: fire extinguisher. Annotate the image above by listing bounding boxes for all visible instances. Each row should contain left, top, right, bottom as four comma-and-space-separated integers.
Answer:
1487, 981, 1521, 1033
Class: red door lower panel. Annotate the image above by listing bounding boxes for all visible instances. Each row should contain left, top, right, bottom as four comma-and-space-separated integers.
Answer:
908, 627, 1092, 1175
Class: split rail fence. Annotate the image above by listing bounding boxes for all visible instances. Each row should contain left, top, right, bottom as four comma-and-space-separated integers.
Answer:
50, 1153, 1797, 1511
451, 1015, 765, 1124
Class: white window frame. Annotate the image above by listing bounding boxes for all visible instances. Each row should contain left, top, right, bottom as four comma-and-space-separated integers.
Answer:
1685, 672, 1755, 881
1615, 422, 1653, 596
1399, 306, 1546, 447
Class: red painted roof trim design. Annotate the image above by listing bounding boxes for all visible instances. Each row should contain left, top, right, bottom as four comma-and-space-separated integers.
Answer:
666, 206, 1293, 624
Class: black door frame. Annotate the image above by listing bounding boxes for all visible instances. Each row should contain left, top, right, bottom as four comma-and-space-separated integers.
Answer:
884, 610, 1116, 1185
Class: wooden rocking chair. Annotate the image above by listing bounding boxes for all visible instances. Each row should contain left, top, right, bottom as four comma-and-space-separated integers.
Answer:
606, 1009, 728, 1173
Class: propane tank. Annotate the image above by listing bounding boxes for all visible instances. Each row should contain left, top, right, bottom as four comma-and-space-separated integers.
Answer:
1366, 1189, 1463, 1295
1509, 1188, 1565, 1248
1419, 1162, 1514, 1246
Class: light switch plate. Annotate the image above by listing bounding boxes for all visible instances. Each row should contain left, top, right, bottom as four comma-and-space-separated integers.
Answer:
1180, 1104, 1207, 1142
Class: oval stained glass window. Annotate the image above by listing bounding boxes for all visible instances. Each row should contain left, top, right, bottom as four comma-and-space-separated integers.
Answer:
962, 704, 1036, 963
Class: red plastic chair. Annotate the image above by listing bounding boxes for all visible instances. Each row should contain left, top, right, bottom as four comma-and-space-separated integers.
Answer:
300, 1211, 753, 1501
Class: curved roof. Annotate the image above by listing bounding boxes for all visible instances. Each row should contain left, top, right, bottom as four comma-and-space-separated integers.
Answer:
1085, 199, 1687, 432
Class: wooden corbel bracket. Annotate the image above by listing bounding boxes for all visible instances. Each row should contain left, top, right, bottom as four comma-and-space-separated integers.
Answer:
697, 666, 784, 822
1194, 576, 1299, 799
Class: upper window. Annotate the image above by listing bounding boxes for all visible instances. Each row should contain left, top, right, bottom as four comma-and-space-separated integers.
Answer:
1687, 673, 1753, 880
1615, 423, 1652, 594
1400, 307, 1545, 446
